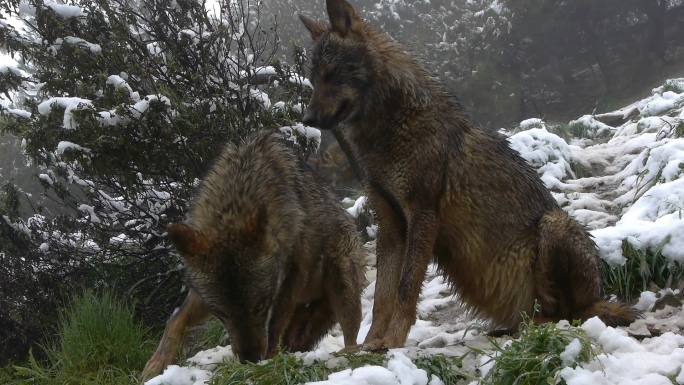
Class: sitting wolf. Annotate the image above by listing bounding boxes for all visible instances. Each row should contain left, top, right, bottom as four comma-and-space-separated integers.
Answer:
142, 131, 364, 380
299, 0, 636, 351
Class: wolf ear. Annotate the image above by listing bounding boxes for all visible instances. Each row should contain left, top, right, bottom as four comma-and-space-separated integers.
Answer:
167, 223, 209, 257
326, 0, 362, 37
299, 14, 326, 41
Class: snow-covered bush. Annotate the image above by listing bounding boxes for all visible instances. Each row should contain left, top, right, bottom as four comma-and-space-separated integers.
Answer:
0, 0, 311, 363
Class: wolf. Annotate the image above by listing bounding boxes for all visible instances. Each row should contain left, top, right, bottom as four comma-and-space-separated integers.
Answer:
141, 131, 364, 380
299, 0, 636, 351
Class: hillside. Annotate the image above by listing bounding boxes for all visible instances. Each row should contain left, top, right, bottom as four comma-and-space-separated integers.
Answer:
145, 77, 684, 385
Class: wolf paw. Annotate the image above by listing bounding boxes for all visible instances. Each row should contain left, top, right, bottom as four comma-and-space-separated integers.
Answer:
338, 344, 361, 354
141, 353, 174, 383
361, 339, 391, 353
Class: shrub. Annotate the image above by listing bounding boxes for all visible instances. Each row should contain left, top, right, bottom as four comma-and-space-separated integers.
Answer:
10, 290, 153, 385
482, 317, 595, 385
601, 238, 684, 302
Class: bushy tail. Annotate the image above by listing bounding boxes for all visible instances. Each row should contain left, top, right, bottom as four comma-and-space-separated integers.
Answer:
537, 210, 638, 328
577, 300, 639, 327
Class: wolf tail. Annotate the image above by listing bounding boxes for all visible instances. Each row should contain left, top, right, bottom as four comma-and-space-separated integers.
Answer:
576, 300, 639, 327
537, 210, 638, 328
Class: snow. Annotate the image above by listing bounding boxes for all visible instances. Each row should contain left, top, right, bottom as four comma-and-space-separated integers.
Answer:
279, 123, 322, 149
44, 1, 83, 18
0, 63, 21, 76
106, 75, 137, 99
37, 97, 93, 129
635, 291, 658, 312
560, 338, 583, 367
47, 37, 101, 55
309, 352, 429, 385
145, 365, 210, 385
508, 127, 579, 190
345, 196, 368, 218
131, 95, 172, 118
144, 77, 684, 385
55, 141, 90, 155
38, 173, 54, 185
249, 88, 271, 109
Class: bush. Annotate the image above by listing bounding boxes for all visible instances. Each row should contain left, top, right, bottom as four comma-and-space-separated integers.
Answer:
482, 317, 595, 385
210, 351, 466, 385
10, 290, 153, 385
0, 0, 309, 363
601, 238, 684, 303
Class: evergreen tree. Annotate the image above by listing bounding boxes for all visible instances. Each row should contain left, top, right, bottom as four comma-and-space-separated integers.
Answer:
0, 0, 311, 364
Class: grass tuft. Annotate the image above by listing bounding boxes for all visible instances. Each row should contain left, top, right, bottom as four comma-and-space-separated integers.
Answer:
8, 290, 154, 385
601, 238, 684, 302
414, 354, 471, 384
210, 351, 468, 385
210, 352, 384, 385
482, 317, 595, 385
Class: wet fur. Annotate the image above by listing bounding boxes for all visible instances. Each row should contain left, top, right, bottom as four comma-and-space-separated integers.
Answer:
301, 0, 636, 349
142, 131, 364, 379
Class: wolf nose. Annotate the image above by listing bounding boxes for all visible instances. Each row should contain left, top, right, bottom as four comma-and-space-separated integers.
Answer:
302, 110, 317, 127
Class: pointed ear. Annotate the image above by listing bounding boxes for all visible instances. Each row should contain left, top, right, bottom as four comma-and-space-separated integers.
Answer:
299, 14, 326, 41
326, 0, 362, 37
167, 223, 209, 257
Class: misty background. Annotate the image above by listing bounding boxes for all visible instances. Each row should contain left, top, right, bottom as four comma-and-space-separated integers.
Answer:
3, 0, 684, 203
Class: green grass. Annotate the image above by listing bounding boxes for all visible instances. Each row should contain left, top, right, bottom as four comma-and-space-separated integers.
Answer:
192, 318, 229, 354
210, 351, 468, 385
6, 290, 154, 385
601, 238, 684, 303
674, 121, 684, 138
482, 317, 595, 385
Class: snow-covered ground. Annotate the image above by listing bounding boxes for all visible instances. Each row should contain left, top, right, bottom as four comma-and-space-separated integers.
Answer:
146, 78, 684, 385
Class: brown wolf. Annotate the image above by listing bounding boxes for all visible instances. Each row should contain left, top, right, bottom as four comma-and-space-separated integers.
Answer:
142, 131, 364, 380
299, 0, 636, 351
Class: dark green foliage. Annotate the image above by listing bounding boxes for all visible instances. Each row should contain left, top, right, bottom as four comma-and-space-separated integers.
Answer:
483, 318, 595, 385
0, 0, 309, 364
601, 238, 684, 302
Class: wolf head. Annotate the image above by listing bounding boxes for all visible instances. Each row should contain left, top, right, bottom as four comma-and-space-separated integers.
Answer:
167, 214, 284, 363
300, 0, 433, 130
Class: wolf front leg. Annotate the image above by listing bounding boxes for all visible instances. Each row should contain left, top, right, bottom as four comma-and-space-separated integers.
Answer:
362, 191, 407, 351
325, 233, 364, 349
383, 207, 439, 348
141, 290, 210, 382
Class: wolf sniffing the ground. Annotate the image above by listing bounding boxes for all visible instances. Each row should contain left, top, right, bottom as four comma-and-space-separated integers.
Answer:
299, 0, 637, 351
141, 131, 364, 380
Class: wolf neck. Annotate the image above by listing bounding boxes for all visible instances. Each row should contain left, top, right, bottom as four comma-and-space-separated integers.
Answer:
360, 27, 451, 127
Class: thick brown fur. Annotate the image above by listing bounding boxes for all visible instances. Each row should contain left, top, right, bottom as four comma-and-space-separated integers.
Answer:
300, 0, 637, 351
142, 131, 364, 380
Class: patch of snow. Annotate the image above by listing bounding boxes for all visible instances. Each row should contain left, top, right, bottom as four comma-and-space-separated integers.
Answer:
345, 196, 368, 218
44, 1, 83, 18
279, 123, 322, 149
249, 88, 271, 109
508, 126, 579, 190
56, 141, 90, 155
37, 97, 93, 129
560, 338, 582, 367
